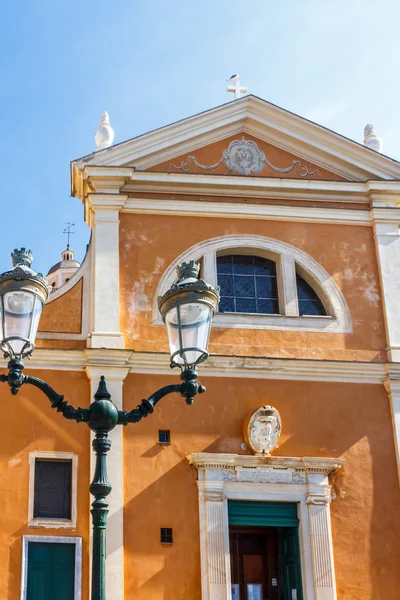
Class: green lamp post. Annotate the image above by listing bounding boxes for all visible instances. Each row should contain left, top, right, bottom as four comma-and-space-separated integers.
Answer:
0, 250, 219, 600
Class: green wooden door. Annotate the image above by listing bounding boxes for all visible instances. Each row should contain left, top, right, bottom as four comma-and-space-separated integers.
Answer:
280, 528, 303, 600
27, 542, 75, 600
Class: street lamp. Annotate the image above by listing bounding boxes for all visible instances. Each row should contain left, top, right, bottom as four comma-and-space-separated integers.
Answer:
0, 250, 219, 600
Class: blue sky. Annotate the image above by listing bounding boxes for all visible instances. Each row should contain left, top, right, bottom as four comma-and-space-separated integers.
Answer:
1, 0, 399, 275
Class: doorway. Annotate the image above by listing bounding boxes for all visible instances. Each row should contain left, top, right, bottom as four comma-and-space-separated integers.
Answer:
228, 501, 303, 600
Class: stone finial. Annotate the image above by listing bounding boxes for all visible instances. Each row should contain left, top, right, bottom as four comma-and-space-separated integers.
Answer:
11, 248, 33, 268
364, 123, 383, 153
95, 111, 115, 150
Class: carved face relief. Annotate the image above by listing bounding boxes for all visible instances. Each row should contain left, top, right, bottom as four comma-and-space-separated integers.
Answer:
244, 405, 282, 455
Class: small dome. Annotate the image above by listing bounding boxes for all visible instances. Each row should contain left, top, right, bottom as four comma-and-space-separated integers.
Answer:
47, 259, 80, 275
46, 244, 81, 291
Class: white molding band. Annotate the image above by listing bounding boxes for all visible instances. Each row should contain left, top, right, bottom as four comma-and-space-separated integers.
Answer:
123, 197, 371, 226
189, 453, 342, 600
20, 535, 82, 600
27, 451, 78, 530
154, 234, 352, 333
85, 366, 129, 600
1, 348, 393, 384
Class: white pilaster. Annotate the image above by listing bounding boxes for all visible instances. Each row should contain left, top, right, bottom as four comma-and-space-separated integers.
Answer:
199, 487, 232, 600
86, 366, 129, 600
384, 376, 400, 482
87, 194, 127, 349
372, 212, 400, 361
307, 477, 337, 600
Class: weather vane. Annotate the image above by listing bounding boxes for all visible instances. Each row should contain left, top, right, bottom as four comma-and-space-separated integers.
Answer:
63, 222, 75, 248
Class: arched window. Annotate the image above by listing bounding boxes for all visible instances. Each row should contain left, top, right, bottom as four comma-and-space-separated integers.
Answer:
296, 273, 326, 316
217, 255, 279, 314
154, 235, 352, 333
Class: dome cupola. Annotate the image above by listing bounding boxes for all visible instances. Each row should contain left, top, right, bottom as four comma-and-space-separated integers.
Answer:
46, 244, 81, 291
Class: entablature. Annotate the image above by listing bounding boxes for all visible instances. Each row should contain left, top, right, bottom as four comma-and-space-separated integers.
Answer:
188, 453, 344, 478
4, 348, 393, 384
71, 165, 400, 228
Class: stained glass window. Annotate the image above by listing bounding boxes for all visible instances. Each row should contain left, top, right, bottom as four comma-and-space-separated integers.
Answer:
296, 274, 326, 316
217, 255, 279, 314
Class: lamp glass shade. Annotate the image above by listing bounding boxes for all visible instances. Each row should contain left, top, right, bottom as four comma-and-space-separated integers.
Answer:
165, 301, 213, 367
0, 291, 43, 357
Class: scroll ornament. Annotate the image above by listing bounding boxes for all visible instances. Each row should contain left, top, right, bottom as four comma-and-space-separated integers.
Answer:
169, 137, 320, 177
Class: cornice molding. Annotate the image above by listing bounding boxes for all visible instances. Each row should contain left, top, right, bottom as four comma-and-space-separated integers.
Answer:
72, 166, 400, 229
124, 196, 370, 226
71, 96, 400, 181
370, 207, 400, 225
2, 349, 390, 384
188, 452, 344, 475
124, 170, 370, 201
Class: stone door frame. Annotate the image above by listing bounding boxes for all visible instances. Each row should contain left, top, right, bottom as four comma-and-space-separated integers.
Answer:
188, 453, 343, 600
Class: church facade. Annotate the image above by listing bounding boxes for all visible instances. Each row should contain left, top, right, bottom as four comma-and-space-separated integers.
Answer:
1, 95, 400, 600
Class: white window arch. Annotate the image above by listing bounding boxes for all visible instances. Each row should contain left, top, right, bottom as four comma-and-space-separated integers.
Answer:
153, 235, 352, 333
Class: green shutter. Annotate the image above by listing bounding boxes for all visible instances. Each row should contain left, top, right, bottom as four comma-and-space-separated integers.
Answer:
228, 500, 299, 527
281, 527, 304, 600
27, 542, 75, 600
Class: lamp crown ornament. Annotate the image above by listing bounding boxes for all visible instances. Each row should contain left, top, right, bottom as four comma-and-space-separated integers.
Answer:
176, 260, 200, 282
95, 111, 115, 150
11, 248, 33, 268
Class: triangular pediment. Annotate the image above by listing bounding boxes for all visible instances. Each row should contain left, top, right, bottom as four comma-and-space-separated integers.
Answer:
146, 133, 345, 181
74, 96, 400, 182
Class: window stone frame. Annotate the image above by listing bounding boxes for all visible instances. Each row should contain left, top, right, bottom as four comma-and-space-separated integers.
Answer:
154, 235, 352, 333
28, 451, 78, 530
20, 535, 82, 600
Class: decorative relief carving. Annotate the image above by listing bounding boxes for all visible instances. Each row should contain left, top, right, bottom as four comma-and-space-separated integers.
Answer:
237, 467, 292, 484
222, 467, 306, 484
222, 469, 236, 482
223, 139, 265, 175
292, 472, 307, 484
203, 491, 226, 502
168, 137, 320, 178
244, 405, 282, 455
306, 492, 332, 506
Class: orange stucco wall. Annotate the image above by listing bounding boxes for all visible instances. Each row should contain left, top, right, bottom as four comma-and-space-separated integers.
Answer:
0, 369, 90, 599
119, 213, 386, 361
149, 133, 347, 181
123, 373, 400, 600
39, 278, 83, 334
